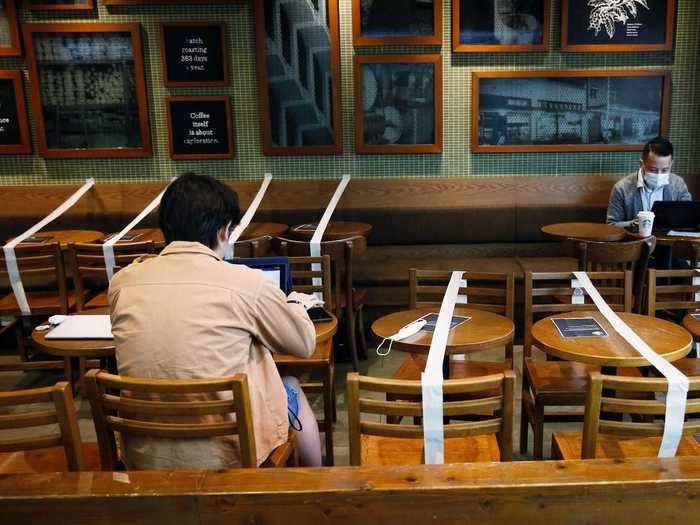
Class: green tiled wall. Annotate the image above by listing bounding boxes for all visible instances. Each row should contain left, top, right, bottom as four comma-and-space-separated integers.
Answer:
0, 0, 698, 184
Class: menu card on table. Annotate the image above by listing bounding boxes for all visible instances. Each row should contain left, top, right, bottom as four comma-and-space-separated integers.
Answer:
552, 317, 608, 338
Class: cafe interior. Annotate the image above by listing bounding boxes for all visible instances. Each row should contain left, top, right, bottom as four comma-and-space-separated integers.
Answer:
1, 0, 700, 523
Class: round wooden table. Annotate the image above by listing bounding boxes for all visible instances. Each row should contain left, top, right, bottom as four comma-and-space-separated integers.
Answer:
542, 223, 626, 242
289, 222, 372, 241
371, 306, 514, 378
102, 228, 165, 247
8, 229, 105, 249
682, 312, 700, 344
531, 311, 692, 368
240, 222, 288, 241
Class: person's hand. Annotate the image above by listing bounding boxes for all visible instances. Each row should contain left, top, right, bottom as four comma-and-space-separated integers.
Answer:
287, 291, 325, 310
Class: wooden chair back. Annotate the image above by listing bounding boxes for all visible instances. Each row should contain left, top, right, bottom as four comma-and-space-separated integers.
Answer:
571, 237, 655, 313
524, 271, 633, 357
346, 371, 515, 466
0, 382, 86, 471
228, 235, 273, 259
287, 254, 332, 304
0, 242, 68, 313
84, 370, 259, 469
647, 268, 700, 317
68, 241, 156, 311
581, 371, 700, 459
669, 240, 700, 268
275, 236, 367, 317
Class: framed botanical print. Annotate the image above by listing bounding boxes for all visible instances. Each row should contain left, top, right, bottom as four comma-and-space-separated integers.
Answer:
0, 70, 32, 154
471, 69, 671, 153
25, 0, 95, 11
562, 0, 676, 52
0, 0, 21, 56
354, 54, 442, 154
23, 23, 151, 158
166, 96, 234, 160
453, 0, 550, 52
160, 22, 228, 88
253, 0, 342, 155
353, 0, 442, 46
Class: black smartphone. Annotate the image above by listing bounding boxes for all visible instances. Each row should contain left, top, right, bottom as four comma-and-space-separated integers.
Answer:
307, 306, 332, 323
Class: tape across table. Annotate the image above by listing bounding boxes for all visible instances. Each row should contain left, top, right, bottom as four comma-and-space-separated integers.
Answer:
573, 271, 689, 457
421, 271, 464, 464
225, 174, 273, 260
3, 179, 96, 315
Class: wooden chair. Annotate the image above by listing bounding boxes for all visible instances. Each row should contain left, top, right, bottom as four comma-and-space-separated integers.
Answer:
346, 371, 515, 466
84, 369, 297, 470
552, 371, 700, 459
648, 268, 700, 376
670, 240, 700, 268
0, 381, 100, 472
272, 254, 337, 465
68, 241, 156, 311
393, 269, 515, 385
0, 242, 73, 372
521, 270, 636, 459
227, 235, 274, 259
276, 236, 368, 372
571, 236, 656, 314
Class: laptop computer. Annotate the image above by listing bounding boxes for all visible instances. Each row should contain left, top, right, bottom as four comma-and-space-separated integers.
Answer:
651, 201, 700, 234
229, 257, 292, 294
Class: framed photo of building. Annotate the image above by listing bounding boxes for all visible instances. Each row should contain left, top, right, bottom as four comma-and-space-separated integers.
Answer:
0, 0, 21, 56
160, 22, 228, 88
0, 71, 32, 154
23, 23, 151, 158
253, 0, 342, 156
452, 0, 550, 52
352, 0, 441, 46
471, 69, 671, 153
354, 54, 442, 154
562, 0, 675, 52
25, 0, 95, 11
166, 96, 234, 160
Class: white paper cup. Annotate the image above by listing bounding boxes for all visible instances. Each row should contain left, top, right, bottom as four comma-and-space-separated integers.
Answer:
638, 211, 655, 237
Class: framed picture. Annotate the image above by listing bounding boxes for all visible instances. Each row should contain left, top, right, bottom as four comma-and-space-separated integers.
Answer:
166, 96, 234, 160
104, 0, 237, 4
471, 69, 671, 153
253, 0, 342, 156
0, 0, 21, 56
354, 54, 442, 154
352, 0, 441, 46
562, 0, 675, 52
161, 22, 228, 88
23, 23, 151, 158
25, 0, 94, 11
0, 71, 32, 154
452, 0, 550, 52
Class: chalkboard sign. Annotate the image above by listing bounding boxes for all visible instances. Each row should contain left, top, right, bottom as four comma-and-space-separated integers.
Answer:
161, 22, 227, 87
166, 96, 234, 160
0, 71, 31, 154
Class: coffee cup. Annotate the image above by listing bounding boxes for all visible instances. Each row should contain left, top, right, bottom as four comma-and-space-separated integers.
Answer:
637, 211, 655, 237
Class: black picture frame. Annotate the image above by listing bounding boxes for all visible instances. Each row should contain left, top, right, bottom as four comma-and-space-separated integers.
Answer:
166, 96, 234, 160
160, 22, 228, 88
453, 0, 550, 52
562, 0, 675, 52
0, 0, 22, 56
471, 69, 671, 153
352, 0, 441, 46
0, 70, 32, 154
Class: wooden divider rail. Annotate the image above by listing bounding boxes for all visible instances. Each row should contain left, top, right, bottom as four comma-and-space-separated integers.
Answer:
1, 457, 700, 524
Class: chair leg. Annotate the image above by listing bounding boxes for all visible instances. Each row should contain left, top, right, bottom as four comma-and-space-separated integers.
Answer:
346, 308, 359, 372
63, 357, 75, 392
519, 395, 529, 455
356, 306, 368, 360
323, 362, 334, 466
14, 319, 29, 362
532, 401, 545, 460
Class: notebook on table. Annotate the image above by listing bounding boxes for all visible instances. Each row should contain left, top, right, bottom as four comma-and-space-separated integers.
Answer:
45, 315, 113, 340
228, 257, 292, 294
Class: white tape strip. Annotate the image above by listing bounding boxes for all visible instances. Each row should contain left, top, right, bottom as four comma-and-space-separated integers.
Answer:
3, 179, 95, 316
102, 182, 172, 281
225, 174, 273, 260
421, 271, 464, 464
571, 279, 584, 304
310, 175, 351, 298
573, 271, 689, 457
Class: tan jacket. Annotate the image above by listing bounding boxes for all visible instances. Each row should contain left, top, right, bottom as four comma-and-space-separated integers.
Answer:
108, 241, 315, 468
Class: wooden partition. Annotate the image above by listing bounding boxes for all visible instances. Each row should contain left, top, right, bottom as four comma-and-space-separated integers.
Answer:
2, 457, 700, 524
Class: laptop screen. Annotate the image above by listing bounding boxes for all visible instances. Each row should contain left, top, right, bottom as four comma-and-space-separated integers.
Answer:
228, 257, 291, 294
651, 201, 700, 230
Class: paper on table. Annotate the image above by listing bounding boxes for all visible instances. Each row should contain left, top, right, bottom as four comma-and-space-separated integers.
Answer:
45, 315, 113, 340
667, 230, 700, 237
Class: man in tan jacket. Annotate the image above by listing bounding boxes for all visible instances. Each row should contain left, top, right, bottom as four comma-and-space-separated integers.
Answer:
109, 173, 322, 468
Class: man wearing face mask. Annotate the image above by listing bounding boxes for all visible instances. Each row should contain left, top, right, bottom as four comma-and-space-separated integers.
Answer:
606, 137, 691, 228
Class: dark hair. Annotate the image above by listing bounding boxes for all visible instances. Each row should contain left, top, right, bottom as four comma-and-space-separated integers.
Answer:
642, 136, 673, 160
159, 172, 240, 249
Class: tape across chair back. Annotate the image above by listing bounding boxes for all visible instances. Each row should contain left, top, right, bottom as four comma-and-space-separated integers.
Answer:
225, 174, 273, 260
421, 271, 464, 464
3, 179, 95, 315
573, 271, 689, 457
